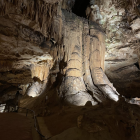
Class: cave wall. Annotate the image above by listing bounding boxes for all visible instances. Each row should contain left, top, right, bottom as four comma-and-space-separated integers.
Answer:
96, 0, 140, 97
0, 0, 120, 105
2, 0, 140, 105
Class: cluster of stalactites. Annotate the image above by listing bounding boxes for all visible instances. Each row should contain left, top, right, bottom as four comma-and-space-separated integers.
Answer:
0, 0, 59, 37
31, 64, 50, 82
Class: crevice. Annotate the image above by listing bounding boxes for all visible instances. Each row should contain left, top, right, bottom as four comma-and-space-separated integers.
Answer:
134, 62, 140, 70
72, 0, 90, 18
66, 68, 81, 73
68, 59, 81, 63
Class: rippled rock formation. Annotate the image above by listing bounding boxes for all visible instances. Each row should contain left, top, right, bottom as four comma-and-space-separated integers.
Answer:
0, 0, 140, 105
0, 0, 121, 105
1, 1, 140, 140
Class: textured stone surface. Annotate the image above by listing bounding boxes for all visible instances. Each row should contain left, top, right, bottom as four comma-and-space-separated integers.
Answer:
1, 1, 139, 140
98, 0, 140, 96
0, 0, 121, 105
1, 0, 140, 104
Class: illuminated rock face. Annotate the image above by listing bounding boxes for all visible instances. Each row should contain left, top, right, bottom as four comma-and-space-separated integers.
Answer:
53, 9, 119, 105
27, 81, 42, 97
31, 64, 50, 81
0, 0, 126, 105
97, 0, 140, 97
0, 104, 5, 113
86, 4, 102, 25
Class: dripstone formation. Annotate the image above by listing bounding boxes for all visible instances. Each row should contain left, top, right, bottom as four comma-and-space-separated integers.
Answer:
0, 0, 120, 106
1, 1, 140, 140
0, 0, 140, 106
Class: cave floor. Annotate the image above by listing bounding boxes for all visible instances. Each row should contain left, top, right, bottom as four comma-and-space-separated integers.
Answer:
43, 106, 94, 135
42, 103, 140, 140
0, 113, 33, 140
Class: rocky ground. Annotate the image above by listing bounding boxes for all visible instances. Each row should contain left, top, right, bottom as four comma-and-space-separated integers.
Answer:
18, 92, 140, 140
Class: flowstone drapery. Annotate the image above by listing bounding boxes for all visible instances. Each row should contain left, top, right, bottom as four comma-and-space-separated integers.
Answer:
0, 0, 119, 106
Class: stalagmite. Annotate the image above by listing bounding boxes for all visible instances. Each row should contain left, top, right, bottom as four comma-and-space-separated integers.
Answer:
0, 0, 120, 106
1, 1, 140, 139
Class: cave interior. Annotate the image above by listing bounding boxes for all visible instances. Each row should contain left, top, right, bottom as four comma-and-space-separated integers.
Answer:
0, 0, 140, 140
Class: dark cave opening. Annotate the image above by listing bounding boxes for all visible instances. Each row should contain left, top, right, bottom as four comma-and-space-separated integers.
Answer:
72, 0, 90, 18
134, 62, 140, 70
53, 57, 67, 88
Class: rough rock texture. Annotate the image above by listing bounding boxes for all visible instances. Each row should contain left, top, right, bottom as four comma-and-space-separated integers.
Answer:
62, 0, 140, 97
0, 1, 139, 140
0, 0, 140, 105
0, 0, 54, 102
47, 100, 140, 140
98, 0, 140, 97
60, 0, 140, 98
0, 0, 121, 105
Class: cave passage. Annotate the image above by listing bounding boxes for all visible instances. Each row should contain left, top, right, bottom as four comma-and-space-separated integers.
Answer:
72, 0, 90, 17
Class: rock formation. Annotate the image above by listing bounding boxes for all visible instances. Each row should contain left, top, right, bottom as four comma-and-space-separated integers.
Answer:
0, 0, 122, 106
99, 0, 140, 97
0, 0, 140, 106
86, 1, 102, 25
1, 1, 140, 140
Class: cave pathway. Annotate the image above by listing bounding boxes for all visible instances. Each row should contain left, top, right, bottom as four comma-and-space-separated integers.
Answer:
0, 113, 33, 140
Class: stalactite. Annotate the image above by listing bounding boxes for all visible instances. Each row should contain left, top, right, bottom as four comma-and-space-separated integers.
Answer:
31, 62, 51, 81
0, 0, 59, 37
